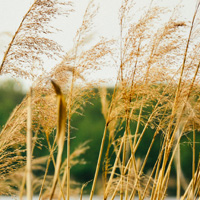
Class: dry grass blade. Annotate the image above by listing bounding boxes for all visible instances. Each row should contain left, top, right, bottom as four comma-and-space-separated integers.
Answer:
192, 122, 196, 198
27, 88, 32, 200
49, 80, 66, 200
181, 155, 200, 199
80, 180, 92, 200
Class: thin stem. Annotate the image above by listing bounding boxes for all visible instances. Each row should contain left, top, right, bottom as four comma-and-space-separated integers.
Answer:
90, 70, 121, 199
27, 88, 32, 200
104, 136, 125, 199
192, 121, 196, 198
67, 76, 75, 200
89, 125, 108, 200
176, 128, 181, 200
38, 139, 56, 200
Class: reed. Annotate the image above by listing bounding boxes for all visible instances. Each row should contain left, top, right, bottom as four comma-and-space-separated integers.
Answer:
1, 0, 200, 199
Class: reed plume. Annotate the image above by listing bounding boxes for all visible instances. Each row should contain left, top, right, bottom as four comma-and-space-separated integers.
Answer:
0, 0, 73, 80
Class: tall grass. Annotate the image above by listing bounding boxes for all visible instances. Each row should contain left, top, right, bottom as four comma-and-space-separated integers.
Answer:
0, 0, 200, 199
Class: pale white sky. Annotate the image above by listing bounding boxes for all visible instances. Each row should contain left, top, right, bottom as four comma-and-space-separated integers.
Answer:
0, 0, 197, 90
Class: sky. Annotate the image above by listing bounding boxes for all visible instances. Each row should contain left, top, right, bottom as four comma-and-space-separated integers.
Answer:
0, 0, 197, 90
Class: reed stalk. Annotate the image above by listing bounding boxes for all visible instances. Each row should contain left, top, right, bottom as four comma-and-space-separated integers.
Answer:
192, 121, 196, 199
66, 76, 74, 200
104, 135, 125, 199
89, 125, 108, 200
27, 88, 32, 200
39, 137, 65, 200
49, 80, 66, 200
38, 140, 56, 200
176, 128, 181, 200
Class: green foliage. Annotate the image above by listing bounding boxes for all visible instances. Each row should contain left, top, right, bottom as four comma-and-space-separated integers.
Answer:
0, 80, 25, 129
70, 92, 106, 182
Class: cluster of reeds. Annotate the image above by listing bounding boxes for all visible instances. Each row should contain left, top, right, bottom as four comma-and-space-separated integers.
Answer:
0, 0, 200, 199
